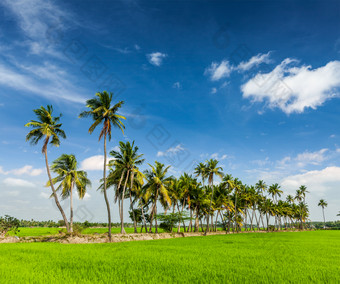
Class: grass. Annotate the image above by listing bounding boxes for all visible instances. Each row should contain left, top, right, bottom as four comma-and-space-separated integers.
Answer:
0, 231, 339, 283
9, 226, 222, 237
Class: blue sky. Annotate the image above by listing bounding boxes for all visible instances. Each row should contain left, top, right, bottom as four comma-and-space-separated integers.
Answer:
0, 0, 340, 222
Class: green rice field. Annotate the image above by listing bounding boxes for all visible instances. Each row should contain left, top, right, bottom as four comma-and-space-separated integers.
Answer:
1, 231, 339, 283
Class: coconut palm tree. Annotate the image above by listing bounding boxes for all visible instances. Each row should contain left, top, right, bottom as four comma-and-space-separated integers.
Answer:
194, 163, 207, 185
144, 161, 172, 233
79, 91, 125, 241
299, 185, 309, 229
318, 199, 328, 229
25, 105, 70, 232
109, 141, 144, 234
48, 154, 91, 233
204, 159, 223, 235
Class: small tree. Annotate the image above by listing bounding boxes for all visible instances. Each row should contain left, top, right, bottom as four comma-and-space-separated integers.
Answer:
157, 212, 190, 233
0, 215, 20, 237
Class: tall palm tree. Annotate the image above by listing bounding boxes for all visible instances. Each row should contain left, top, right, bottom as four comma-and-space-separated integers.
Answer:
299, 185, 309, 229
268, 183, 283, 229
25, 105, 70, 232
48, 154, 91, 233
144, 161, 172, 233
318, 199, 328, 229
204, 159, 223, 235
79, 91, 125, 241
194, 163, 207, 185
109, 141, 144, 234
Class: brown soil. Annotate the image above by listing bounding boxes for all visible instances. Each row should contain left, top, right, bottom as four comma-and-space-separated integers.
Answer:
0, 230, 301, 244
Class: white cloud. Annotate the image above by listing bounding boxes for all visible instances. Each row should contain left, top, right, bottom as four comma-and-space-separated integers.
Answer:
295, 148, 328, 167
39, 192, 50, 199
281, 166, 340, 194
31, 168, 43, 176
237, 52, 272, 71
204, 60, 233, 81
114, 47, 131, 54
6, 191, 20, 197
134, 44, 140, 51
173, 82, 181, 89
157, 144, 185, 157
1, 0, 71, 56
80, 155, 114, 171
210, 153, 228, 160
211, 87, 217, 94
276, 148, 329, 169
147, 52, 167, 66
242, 59, 340, 114
82, 193, 91, 200
0, 165, 43, 176
0, 62, 87, 104
3, 178, 35, 188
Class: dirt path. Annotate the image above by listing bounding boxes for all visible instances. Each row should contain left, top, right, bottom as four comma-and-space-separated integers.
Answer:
0, 229, 304, 244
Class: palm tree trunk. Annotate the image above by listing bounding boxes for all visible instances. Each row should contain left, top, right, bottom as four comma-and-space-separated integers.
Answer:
130, 193, 137, 233
177, 203, 181, 233
215, 211, 219, 231
234, 191, 238, 233
188, 208, 193, 232
44, 149, 70, 232
322, 207, 326, 229
103, 134, 112, 241
227, 210, 231, 233
120, 170, 130, 234
141, 205, 147, 233
194, 206, 199, 232
70, 182, 74, 234
204, 179, 214, 236
154, 202, 158, 233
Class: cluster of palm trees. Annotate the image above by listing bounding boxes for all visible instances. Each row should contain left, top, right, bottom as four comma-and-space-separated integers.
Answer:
25, 91, 312, 240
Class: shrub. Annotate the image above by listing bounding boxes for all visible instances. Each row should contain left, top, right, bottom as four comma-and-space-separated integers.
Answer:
0, 215, 20, 237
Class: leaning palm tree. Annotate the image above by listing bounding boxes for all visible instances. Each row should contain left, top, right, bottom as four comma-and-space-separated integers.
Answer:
204, 159, 223, 235
144, 161, 172, 233
318, 199, 328, 229
48, 154, 91, 233
109, 141, 144, 234
25, 105, 70, 232
79, 91, 125, 241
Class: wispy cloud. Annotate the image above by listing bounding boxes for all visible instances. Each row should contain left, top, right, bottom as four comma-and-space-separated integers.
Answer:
1, 0, 73, 56
210, 87, 217, 94
237, 52, 272, 71
173, 82, 181, 89
210, 153, 228, 160
3, 177, 35, 188
204, 60, 233, 81
205, 53, 272, 81
0, 165, 43, 176
157, 144, 185, 157
0, 61, 87, 104
147, 52, 167, 66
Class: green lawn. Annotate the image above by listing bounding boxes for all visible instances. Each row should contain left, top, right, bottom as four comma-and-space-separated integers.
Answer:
0, 231, 339, 283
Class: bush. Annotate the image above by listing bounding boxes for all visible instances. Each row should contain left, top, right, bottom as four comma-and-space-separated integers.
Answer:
0, 215, 20, 237
72, 224, 84, 235
157, 212, 191, 233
